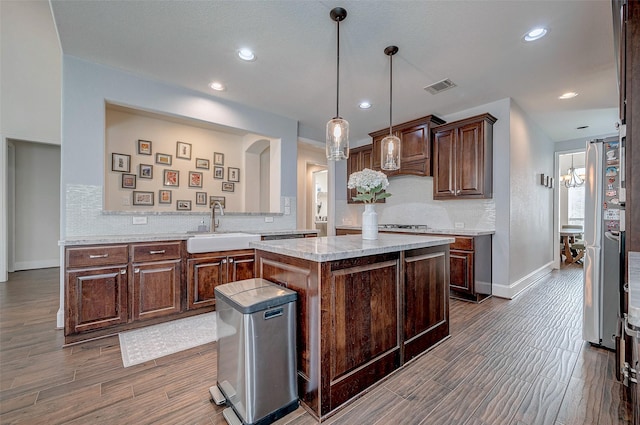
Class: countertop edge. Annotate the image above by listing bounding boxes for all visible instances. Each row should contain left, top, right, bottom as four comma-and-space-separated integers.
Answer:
335, 225, 495, 237
251, 234, 455, 262
60, 229, 319, 246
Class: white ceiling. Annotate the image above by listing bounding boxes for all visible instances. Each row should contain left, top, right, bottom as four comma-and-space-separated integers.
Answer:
50, 0, 619, 144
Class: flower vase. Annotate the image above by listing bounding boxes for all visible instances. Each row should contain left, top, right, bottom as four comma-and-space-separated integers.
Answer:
362, 204, 378, 240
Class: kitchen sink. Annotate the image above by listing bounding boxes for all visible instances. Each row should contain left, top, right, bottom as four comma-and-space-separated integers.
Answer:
186, 232, 261, 253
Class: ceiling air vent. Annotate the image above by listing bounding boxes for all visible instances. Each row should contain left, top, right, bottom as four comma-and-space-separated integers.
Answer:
424, 78, 456, 95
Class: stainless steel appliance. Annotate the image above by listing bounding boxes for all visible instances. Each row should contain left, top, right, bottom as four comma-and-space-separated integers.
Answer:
211, 278, 298, 425
583, 137, 624, 350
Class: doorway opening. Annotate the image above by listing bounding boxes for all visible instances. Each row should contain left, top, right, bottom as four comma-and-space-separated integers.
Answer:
556, 150, 586, 268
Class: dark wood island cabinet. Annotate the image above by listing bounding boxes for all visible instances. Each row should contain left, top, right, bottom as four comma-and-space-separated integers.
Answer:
252, 233, 452, 420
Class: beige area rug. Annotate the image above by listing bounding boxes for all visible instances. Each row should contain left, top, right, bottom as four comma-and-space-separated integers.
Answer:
119, 312, 217, 367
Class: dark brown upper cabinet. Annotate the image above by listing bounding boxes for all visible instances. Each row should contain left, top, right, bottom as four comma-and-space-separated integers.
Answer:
432, 113, 497, 200
369, 115, 446, 177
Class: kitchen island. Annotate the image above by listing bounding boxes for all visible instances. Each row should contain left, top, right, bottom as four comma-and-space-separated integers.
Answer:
251, 233, 454, 420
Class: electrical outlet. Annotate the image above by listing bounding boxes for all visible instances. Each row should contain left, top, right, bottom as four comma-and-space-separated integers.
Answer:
132, 216, 147, 225
454, 222, 464, 229
264, 216, 274, 223
284, 206, 291, 215
284, 197, 291, 207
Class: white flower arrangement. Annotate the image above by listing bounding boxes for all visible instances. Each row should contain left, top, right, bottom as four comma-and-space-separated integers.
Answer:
347, 168, 391, 203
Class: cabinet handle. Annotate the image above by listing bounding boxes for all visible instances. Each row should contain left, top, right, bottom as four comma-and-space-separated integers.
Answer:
229, 258, 234, 263
222, 259, 227, 264
149, 250, 165, 254
120, 269, 126, 274
89, 254, 109, 259
134, 268, 140, 273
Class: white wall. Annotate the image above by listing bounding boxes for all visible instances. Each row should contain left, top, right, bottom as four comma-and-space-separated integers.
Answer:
104, 107, 246, 212
12, 141, 60, 270
0, 0, 61, 145
61, 56, 299, 238
507, 102, 555, 292
297, 141, 327, 229
1, 1, 62, 281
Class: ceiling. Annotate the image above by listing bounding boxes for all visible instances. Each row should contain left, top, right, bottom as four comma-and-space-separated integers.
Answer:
50, 0, 619, 144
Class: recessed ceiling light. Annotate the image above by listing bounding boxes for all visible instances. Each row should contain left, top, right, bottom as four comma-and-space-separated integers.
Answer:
359, 101, 372, 109
523, 27, 548, 42
237, 48, 256, 61
209, 81, 226, 91
559, 92, 578, 99
576, 125, 589, 130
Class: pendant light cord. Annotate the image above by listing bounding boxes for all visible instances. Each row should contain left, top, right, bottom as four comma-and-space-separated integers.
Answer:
388, 52, 393, 136
336, 18, 340, 118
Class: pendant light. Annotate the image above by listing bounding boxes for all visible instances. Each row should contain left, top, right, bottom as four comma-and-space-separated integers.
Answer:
326, 7, 349, 161
563, 153, 584, 188
381, 46, 401, 171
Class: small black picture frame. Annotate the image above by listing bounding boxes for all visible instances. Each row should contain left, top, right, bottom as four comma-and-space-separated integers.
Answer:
139, 164, 153, 179
228, 167, 240, 182
222, 182, 235, 192
112, 153, 131, 172
195, 158, 210, 170
137, 139, 152, 155
133, 191, 154, 206
158, 189, 172, 204
196, 192, 207, 205
177, 200, 192, 211
176, 141, 192, 160
155, 153, 172, 166
121, 173, 136, 189
214, 166, 224, 180
214, 152, 224, 166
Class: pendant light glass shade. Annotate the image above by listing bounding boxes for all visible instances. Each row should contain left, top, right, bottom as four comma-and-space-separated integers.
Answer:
381, 46, 400, 171
326, 7, 349, 161
326, 117, 350, 160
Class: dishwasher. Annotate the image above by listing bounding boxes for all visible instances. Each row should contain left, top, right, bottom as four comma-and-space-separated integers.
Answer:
210, 278, 298, 425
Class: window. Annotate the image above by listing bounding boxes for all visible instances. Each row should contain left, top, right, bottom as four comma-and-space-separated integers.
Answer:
567, 167, 585, 225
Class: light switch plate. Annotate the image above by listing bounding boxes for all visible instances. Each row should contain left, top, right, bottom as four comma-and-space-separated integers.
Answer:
264, 216, 274, 223
132, 216, 147, 225
454, 222, 464, 229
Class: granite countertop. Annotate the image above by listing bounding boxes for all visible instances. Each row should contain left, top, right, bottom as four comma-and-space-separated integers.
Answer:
335, 225, 495, 237
251, 233, 455, 262
60, 229, 318, 246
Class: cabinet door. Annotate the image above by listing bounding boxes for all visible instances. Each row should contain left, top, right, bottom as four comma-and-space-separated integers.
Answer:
397, 123, 431, 175
132, 260, 181, 320
457, 121, 484, 197
66, 266, 128, 335
186, 255, 226, 310
449, 249, 474, 294
347, 145, 374, 203
227, 252, 255, 282
403, 248, 449, 361
432, 127, 457, 198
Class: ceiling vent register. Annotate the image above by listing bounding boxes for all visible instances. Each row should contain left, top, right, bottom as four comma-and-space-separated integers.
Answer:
424, 78, 457, 95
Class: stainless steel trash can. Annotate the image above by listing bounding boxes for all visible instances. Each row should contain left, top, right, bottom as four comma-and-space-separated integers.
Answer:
214, 278, 298, 425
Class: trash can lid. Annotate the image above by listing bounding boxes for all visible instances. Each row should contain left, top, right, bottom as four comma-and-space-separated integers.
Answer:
215, 278, 273, 298
215, 278, 297, 314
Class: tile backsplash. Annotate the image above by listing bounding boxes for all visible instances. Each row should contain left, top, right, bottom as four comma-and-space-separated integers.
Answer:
65, 184, 296, 238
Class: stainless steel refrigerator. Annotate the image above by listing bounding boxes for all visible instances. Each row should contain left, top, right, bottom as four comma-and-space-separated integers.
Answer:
583, 137, 624, 350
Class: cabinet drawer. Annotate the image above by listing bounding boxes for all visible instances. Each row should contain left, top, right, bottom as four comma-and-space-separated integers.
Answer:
131, 242, 182, 262
66, 245, 129, 268
451, 237, 474, 251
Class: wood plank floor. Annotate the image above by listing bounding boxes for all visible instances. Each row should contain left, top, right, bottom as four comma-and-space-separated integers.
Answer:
0, 264, 634, 424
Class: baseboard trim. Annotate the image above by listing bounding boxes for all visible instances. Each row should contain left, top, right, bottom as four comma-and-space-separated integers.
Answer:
13, 259, 59, 271
492, 262, 554, 299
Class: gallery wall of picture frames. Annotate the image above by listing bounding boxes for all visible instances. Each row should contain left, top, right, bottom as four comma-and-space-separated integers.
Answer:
110, 140, 241, 210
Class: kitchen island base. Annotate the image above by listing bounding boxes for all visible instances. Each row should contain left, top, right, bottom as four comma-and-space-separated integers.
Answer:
253, 236, 451, 421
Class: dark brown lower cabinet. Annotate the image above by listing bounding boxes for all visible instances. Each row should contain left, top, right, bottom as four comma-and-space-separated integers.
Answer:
186, 249, 255, 310
255, 244, 449, 420
131, 260, 181, 321
66, 265, 128, 334
403, 247, 449, 362
447, 235, 492, 302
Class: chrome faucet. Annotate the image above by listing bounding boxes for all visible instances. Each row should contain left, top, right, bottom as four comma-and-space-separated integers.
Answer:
211, 201, 224, 232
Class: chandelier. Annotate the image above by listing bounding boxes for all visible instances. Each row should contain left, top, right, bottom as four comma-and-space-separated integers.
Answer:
563, 154, 584, 188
